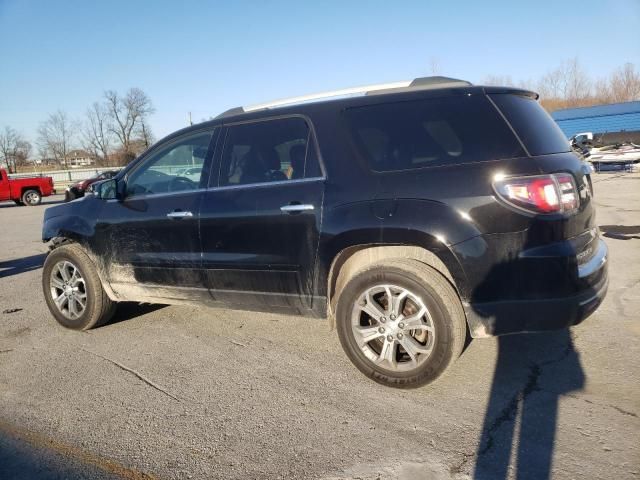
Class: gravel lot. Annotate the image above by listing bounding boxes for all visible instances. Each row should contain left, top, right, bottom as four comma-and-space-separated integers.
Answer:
1, 175, 638, 480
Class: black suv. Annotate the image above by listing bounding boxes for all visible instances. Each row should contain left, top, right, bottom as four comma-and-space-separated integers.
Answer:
41, 77, 608, 388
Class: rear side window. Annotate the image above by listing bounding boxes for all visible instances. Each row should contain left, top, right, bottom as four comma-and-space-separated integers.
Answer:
490, 94, 570, 156
344, 95, 525, 172
218, 117, 322, 187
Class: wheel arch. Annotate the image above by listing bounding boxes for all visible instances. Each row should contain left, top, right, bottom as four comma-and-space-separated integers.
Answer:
325, 242, 468, 321
45, 236, 119, 302
43, 215, 94, 243
21, 186, 42, 196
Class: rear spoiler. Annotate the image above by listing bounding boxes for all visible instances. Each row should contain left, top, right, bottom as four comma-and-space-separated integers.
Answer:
482, 86, 539, 100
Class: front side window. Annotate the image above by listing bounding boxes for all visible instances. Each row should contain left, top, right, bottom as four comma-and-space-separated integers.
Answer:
344, 95, 525, 172
126, 130, 212, 197
219, 117, 321, 187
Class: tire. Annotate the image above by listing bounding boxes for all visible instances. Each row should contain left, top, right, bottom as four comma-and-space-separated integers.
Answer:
336, 259, 466, 388
42, 243, 116, 330
22, 189, 41, 206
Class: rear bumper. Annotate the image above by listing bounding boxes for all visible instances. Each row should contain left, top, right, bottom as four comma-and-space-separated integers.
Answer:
465, 239, 608, 337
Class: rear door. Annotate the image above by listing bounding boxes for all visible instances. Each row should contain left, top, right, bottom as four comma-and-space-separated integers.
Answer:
92, 128, 217, 302
200, 116, 325, 312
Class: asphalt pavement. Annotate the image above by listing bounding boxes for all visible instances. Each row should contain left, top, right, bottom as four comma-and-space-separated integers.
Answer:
0, 175, 638, 479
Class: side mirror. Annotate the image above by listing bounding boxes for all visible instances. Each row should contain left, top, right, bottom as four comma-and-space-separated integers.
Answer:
93, 178, 118, 200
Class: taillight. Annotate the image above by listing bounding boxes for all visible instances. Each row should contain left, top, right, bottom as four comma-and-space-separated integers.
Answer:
493, 174, 579, 214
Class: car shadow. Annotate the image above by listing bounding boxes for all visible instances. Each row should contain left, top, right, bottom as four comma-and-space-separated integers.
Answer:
0, 197, 65, 209
599, 224, 640, 240
107, 302, 167, 326
0, 254, 47, 279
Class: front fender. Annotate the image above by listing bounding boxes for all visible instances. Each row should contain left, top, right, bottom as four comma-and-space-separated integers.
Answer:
42, 196, 100, 242
42, 215, 94, 242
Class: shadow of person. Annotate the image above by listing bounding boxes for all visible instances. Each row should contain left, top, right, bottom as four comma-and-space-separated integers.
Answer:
473, 330, 584, 479
471, 226, 586, 479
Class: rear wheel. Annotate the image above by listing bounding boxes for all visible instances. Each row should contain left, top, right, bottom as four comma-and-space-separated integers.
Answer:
42, 243, 116, 330
336, 259, 465, 388
22, 189, 41, 206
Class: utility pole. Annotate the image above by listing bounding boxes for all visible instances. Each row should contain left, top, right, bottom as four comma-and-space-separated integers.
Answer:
188, 112, 193, 126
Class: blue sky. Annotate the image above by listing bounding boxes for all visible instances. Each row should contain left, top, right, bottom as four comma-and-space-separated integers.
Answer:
1, 0, 639, 144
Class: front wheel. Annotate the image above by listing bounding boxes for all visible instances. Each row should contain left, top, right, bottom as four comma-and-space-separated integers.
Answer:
336, 259, 466, 388
22, 189, 41, 206
42, 243, 116, 330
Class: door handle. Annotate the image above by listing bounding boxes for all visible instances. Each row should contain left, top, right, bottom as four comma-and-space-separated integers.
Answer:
167, 210, 193, 219
280, 204, 314, 213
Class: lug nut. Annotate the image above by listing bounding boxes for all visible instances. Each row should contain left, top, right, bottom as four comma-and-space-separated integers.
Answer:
387, 335, 393, 342
378, 327, 385, 334
390, 314, 396, 320
398, 322, 405, 329
379, 316, 386, 323
397, 333, 404, 340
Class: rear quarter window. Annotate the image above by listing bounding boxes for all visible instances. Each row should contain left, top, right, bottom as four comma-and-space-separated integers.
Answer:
343, 95, 525, 172
490, 94, 570, 156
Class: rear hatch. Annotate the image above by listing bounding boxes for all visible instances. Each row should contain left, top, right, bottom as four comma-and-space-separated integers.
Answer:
489, 91, 598, 266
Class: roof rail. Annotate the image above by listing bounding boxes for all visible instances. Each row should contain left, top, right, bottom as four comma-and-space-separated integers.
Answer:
216, 76, 471, 119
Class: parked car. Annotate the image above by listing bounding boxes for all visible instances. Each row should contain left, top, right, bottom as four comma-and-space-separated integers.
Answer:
0, 168, 55, 206
175, 166, 203, 182
41, 77, 608, 388
64, 170, 120, 201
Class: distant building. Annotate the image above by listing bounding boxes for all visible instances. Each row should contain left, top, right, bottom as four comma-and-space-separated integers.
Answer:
551, 101, 640, 143
65, 150, 96, 167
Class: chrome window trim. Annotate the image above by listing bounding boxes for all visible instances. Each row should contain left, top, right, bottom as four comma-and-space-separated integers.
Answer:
106, 188, 208, 203
105, 176, 325, 203
206, 176, 325, 193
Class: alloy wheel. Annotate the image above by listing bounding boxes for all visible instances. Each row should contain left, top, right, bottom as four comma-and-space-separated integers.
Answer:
350, 284, 436, 372
49, 260, 87, 319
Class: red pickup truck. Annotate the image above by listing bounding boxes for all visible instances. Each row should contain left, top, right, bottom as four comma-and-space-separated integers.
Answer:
0, 168, 56, 206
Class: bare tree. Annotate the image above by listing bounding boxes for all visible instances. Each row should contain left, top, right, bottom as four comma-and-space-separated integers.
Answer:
537, 67, 565, 100
139, 118, 154, 150
0, 126, 31, 173
593, 77, 614, 104
483, 75, 514, 87
37, 110, 76, 168
14, 140, 32, 169
484, 60, 638, 112
105, 87, 155, 163
82, 102, 113, 166
563, 58, 591, 105
428, 57, 441, 75
608, 63, 640, 103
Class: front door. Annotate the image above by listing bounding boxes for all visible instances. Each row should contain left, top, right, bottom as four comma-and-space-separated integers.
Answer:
91, 128, 216, 303
200, 116, 325, 312
0, 170, 10, 201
